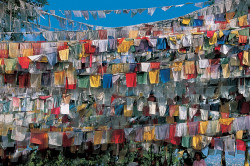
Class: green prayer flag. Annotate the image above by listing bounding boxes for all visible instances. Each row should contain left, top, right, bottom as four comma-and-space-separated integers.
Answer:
182, 136, 191, 148
220, 58, 230, 64
78, 75, 90, 88
239, 28, 249, 37
137, 72, 148, 84
228, 33, 236, 41
203, 37, 214, 51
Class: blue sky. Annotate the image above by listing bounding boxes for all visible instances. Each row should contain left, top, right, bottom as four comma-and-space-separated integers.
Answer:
43, 0, 208, 28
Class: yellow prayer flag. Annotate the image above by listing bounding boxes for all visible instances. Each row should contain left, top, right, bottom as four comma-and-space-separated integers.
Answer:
182, 18, 191, 25
90, 75, 100, 87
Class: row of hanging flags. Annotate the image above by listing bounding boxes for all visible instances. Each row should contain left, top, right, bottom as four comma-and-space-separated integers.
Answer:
24, 0, 210, 19
49, 2, 208, 20
0, 0, 211, 33
0, 0, 250, 163
0, 0, 238, 33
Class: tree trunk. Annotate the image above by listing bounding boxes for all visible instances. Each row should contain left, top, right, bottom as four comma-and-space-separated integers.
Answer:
221, 151, 226, 166
245, 146, 249, 166
169, 145, 172, 166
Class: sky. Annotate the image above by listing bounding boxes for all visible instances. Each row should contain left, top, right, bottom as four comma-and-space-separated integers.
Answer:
42, 0, 208, 28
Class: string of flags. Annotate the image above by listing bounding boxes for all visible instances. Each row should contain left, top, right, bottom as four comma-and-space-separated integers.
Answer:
48, 1, 211, 20
0, 0, 230, 36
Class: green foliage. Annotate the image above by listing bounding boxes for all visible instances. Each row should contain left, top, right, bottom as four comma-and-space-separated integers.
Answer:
165, 144, 182, 166
25, 143, 182, 166
25, 150, 108, 166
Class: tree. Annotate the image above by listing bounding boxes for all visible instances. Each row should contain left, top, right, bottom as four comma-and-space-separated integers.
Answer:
0, 0, 48, 40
